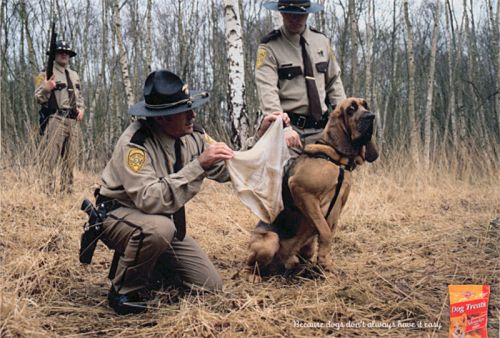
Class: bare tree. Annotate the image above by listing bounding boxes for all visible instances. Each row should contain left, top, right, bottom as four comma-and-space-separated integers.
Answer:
487, 0, 500, 134
145, 0, 153, 74
112, 0, 134, 108
403, 0, 419, 163
349, 0, 358, 94
224, 0, 249, 148
444, 0, 458, 146
423, 0, 440, 169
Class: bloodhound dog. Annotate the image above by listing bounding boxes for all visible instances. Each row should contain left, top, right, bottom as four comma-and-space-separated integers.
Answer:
246, 98, 379, 275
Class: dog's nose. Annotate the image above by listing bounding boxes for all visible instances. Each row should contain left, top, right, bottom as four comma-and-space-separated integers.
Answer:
362, 112, 375, 121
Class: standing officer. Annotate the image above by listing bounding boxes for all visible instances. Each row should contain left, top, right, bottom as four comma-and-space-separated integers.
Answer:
95, 70, 234, 315
34, 40, 85, 193
256, 0, 346, 156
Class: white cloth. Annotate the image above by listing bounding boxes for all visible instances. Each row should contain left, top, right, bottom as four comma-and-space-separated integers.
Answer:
226, 117, 290, 223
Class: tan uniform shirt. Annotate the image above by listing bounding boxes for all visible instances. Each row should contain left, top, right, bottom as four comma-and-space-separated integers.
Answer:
255, 25, 346, 116
100, 120, 229, 215
34, 63, 84, 111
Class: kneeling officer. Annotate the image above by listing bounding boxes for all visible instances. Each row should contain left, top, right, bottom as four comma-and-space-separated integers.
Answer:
85, 70, 234, 315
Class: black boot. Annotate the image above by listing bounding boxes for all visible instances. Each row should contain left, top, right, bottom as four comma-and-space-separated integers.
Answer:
108, 287, 148, 315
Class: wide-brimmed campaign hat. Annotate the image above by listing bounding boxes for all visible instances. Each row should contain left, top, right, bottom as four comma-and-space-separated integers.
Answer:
263, 0, 324, 14
128, 70, 210, 117
46, 40, 77, 57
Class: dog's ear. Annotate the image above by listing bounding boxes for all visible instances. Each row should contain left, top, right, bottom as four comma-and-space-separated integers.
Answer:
327, 118, 357, 157
365, 137, 379, 162
326, 105, 358, 157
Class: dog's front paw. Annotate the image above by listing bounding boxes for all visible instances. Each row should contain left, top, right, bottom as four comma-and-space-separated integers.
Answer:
317, 256, 334, 272
283, 255, 300, 270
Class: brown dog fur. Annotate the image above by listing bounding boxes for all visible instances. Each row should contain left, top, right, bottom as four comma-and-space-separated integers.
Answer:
246, 98, 379, 274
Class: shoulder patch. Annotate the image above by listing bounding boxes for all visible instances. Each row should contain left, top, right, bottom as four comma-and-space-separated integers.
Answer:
309, 27, 327, 37
127, 147, 146, 172
34, 72, 45, 87
256, 47, 267, 69
260, 29, 281, 44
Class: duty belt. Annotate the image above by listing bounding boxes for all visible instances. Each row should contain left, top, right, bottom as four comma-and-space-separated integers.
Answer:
56, 109, 78, 119
288, 111, 328, 129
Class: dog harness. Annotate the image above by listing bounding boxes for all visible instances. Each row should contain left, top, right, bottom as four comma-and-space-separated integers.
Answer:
305, 151, 355, 219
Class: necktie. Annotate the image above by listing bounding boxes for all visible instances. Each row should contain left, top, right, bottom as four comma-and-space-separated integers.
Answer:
300, 35, 323, 122
65, 69, 76, 109
172, 138, 186, 241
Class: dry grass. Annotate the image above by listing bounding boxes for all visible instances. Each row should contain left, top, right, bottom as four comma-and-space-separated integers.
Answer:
0, 151, 498, 337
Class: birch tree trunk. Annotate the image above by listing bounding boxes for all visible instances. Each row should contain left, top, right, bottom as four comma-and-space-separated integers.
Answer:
112, 0, 134, 108
423, 0, 440, 169
224, 0, 248, 148
403, 0, 419, 164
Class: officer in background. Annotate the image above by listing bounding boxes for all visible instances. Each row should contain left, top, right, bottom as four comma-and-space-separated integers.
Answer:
34, 40, 85, 193
256, 0, 346, 157
96, 70, 234, 315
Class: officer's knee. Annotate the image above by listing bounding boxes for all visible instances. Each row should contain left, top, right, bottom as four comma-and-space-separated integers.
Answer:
144, 220, 175, 252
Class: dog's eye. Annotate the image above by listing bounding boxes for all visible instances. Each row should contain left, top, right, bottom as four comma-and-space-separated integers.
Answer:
347, 104, 356, 114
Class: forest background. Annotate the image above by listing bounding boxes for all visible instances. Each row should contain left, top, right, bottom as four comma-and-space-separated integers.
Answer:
1, 0, 498, 173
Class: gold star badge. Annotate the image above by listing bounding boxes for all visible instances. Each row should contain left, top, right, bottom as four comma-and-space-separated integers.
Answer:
127, 148, 146, 172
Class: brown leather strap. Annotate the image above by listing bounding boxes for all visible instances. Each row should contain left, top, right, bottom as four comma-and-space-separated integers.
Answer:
300, 35, 322, 122
172, 138, 186, 241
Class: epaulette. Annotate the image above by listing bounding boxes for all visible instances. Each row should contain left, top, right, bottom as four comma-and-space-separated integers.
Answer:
260, 29, 281, 44
309, 27, 327, 37
193, 123, 205, 134
130, 121, 150, 147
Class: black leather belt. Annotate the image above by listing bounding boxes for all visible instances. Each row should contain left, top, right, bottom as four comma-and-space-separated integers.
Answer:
56, 109, 78, 119
288, 111, 328, 129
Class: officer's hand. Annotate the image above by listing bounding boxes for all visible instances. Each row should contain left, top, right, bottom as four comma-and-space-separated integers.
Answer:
198, 142, 234, 170
43, 75, 56, 92
284, 128, 302, 148
258, 111, 291, 137
76, 109, 84, 121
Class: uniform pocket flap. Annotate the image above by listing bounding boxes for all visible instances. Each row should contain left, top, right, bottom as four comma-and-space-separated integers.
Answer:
278, 66, 302, 80
55, 82, 67, 90
315, 61, 329, 73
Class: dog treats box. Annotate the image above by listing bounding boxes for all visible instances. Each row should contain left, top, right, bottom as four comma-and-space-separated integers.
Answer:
449, 285, 490, 338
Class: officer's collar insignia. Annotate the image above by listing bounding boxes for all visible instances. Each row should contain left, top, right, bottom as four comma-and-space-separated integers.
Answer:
318, 50, 324, 57
127, 147, 146, 172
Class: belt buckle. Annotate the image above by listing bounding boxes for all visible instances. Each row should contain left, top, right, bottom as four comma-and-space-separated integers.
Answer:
296, 115, 307, 129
